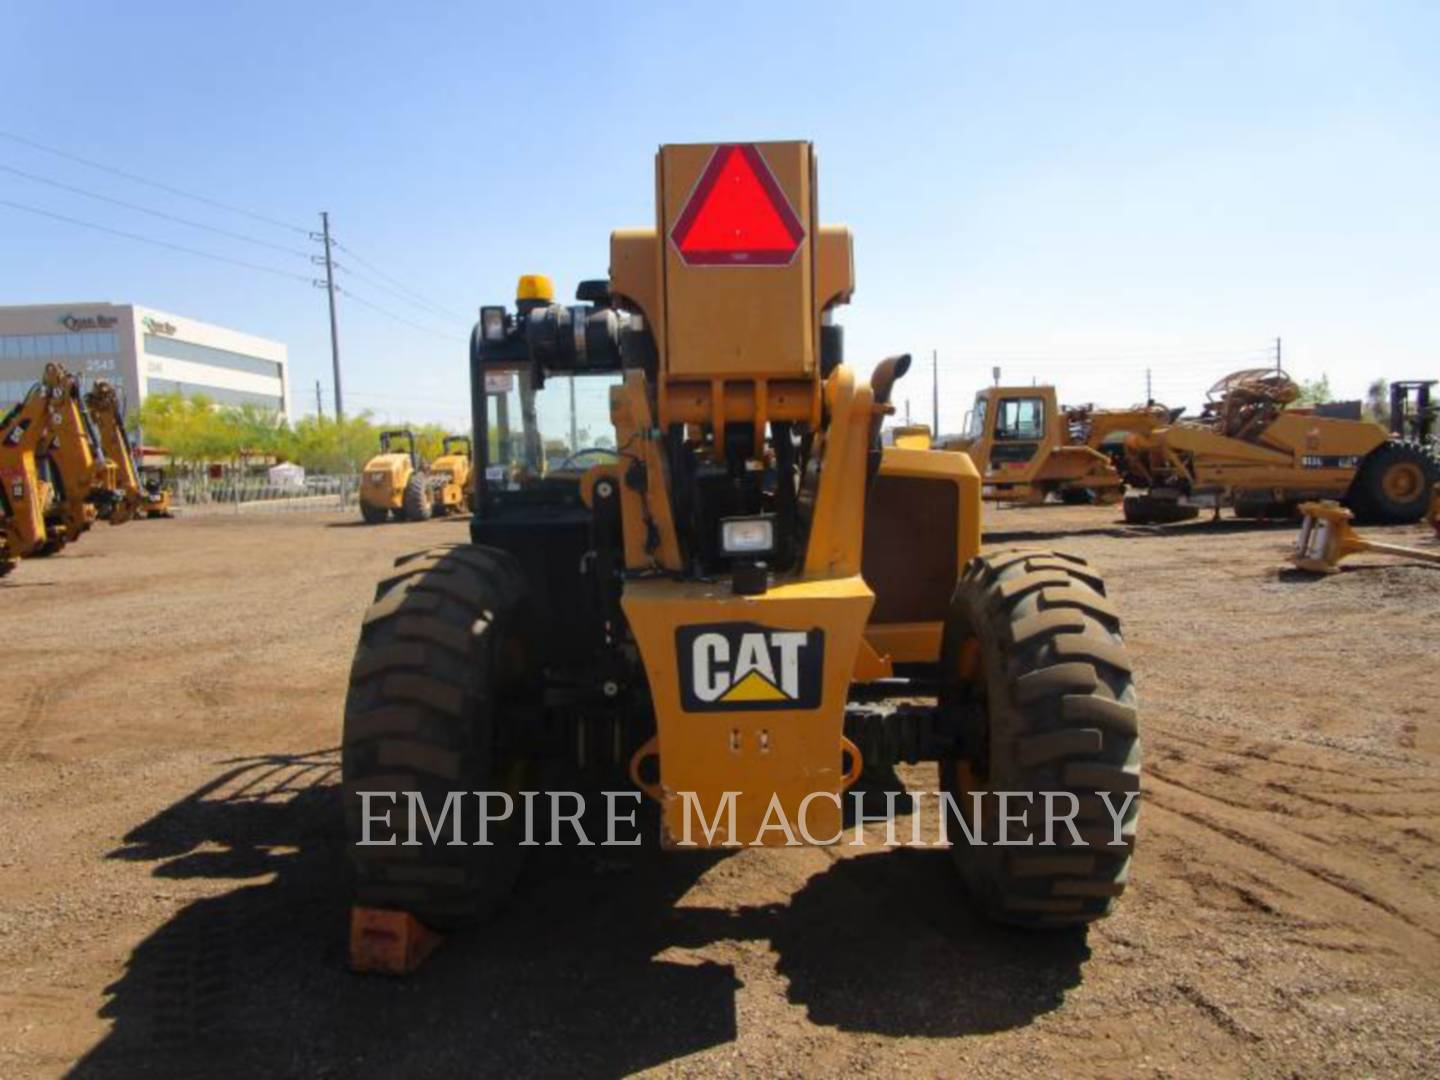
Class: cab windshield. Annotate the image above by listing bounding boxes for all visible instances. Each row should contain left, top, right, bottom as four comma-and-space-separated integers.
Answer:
966, 395, 988, 439
995, 397, 1044, 441
480, 363, 621, 493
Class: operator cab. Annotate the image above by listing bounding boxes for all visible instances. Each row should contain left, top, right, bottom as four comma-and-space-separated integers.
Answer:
468, 274, 631, 671
968, 390, 1047, 471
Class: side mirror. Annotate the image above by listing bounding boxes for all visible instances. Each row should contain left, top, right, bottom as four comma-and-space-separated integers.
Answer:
575, 279, 611, 305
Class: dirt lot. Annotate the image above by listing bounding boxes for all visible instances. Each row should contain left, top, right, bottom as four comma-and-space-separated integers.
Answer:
1, 504, 1437, 1077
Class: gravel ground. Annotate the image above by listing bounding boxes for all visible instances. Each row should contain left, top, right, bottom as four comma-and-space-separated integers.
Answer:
0, 505, 1437, 1078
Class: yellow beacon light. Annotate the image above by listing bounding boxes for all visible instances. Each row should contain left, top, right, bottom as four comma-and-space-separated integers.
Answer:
515, 274, 554, 302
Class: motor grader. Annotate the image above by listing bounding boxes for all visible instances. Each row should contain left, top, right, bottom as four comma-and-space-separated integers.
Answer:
0, 363, 120, 573
85, 381, 171, 522
944, 386, 1170, 505
1117, 368, 1437, 525
342, 142, 1139, 942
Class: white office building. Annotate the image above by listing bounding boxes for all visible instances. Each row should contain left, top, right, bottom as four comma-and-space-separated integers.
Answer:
0, 302, 289, 418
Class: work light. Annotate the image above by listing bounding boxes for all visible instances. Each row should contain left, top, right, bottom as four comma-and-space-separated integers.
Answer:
480, 306, 507, 342
719, 516, 775, 556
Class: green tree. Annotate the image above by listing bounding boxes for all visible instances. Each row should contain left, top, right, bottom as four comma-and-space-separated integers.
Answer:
288, 412, 380, 474
1295, 375, 1333, 406
1365, 378, 1390, 425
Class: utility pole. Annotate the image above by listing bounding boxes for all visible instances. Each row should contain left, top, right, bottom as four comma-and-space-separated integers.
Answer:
569, 375, 578, 452
315, 379, 323, 416
1146, 367, 1153, 405
317, 211, 344, 421
905, 399, 911, 424
1275, 336, 1282, 374
931, 349, 939, 435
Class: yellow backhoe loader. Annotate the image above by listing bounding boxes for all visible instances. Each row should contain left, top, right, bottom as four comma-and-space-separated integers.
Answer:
0, 379, 54, 576
33, 365, 121, 555
1118, 369, 1437, 525
341, 142, 1140, 964
85, 381, 171, 523
0, 363, 121, 571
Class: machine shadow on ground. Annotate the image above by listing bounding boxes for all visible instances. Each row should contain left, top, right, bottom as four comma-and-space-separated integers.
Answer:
73, 752, 1088, 1077
985, 516, 1301, 545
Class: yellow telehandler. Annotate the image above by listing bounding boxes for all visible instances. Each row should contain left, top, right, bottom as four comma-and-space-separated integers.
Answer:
341, 142, 1140, 964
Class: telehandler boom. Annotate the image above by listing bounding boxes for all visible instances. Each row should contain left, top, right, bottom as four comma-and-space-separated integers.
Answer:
341, 143, 1140, 950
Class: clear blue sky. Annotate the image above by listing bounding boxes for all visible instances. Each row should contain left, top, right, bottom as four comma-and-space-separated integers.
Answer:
2, 1, 1436, 433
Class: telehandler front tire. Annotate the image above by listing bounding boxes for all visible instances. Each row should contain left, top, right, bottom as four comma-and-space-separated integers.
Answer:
939, 549, 1140, 928
402, 473, 434, 522
342, 544, 532, 930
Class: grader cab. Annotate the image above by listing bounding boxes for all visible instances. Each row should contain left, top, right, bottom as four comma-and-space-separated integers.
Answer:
341, 143, 1139, 944
946, 386, 1127, 505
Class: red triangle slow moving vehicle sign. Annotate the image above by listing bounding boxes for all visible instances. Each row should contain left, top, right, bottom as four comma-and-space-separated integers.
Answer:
670, 144, 806, 266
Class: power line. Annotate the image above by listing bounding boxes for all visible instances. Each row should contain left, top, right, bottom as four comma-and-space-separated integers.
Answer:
331, 239, 471, 322
334, 284, 467, 342
0, 129, 308, 236
0, 198, 314, 284
0, 161, 313, 259
333, 258, 469, 325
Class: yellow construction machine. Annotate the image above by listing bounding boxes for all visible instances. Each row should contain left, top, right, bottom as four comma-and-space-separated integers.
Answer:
0, 363, 121, 572
32, 365, 121, 555
1118, 369, 1436, 525
427, 435, 472, 516
85, 381, 171, 522
359, 430, 473, 523
358, 430, 428, 524
341, 142, 1140, 953
944, 386, 1167, 505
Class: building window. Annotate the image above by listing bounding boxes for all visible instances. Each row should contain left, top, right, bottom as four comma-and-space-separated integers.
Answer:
143, 334, 282, 379
0, 331, 118, 361
146, 377, 283, 412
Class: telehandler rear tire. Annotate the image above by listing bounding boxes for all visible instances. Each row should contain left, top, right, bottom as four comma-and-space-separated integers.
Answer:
939, 549, 1140, 928
359, 502, 389, 525
1346, 441, 1436, 525
342, 544, 532, 930
402, 474, 433, 522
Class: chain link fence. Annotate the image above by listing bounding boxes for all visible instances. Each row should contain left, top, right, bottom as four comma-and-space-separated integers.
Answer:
168, 474, 361, 516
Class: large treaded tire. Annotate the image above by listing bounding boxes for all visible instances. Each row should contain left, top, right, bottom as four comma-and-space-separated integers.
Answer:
939, 549, 1140, 928
342, 544, 531, 929
401, 473, 433, 522
1122, 494, 1198, 525
359, 501, 389, 525
1345, 441, 1436, 524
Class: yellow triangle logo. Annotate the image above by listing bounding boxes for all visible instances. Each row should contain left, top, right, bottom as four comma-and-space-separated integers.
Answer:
721, 670, 789, 703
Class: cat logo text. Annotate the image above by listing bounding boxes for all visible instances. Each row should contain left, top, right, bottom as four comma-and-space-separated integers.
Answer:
675, 623, 824, 712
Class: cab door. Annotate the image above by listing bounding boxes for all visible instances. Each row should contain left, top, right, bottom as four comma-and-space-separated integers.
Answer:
987, 395, 1046, 478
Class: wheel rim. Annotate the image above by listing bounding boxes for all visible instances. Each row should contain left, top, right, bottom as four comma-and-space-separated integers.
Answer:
1382, 461, 1424, 502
